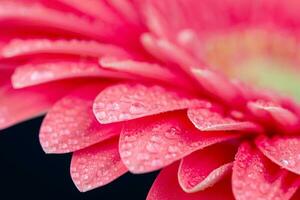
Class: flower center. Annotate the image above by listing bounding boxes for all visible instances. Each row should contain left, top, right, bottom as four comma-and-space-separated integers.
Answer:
204, 29, 300, 101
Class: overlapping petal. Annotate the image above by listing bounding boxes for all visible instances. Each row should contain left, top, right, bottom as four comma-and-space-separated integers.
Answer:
70, 137, 127, 192
119, 111, 242, 173
178, 143, 236, 193
39, 84, 121, 153
232, 142, 299, 200
147, 162, 234, 200
187, 107, 261, 132
0, 39, 129, 59
93, 84, 206, 124
0, 79, 85, 130
256, 135, 300, 175
11, 61, 130, 88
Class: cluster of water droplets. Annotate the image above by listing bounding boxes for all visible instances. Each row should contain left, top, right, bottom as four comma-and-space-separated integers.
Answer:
257, 136, 300, 171
71, 142, 125, 192
93, 84, 204, 124
40, 96, 121, 153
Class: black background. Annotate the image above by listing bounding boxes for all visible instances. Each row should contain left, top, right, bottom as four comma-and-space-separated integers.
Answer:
0, 117, 158, 200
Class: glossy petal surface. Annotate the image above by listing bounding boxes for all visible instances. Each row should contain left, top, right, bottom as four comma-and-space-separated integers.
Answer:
1, 39, 129, 58
12, 61, 129, 88
93, 84, 206, 124
0, 80, 82, 130
119, 111, 241, 173
40, 85, 121, 153
232, 142, 299, 200
256, 135, 300, 175
70, 137, 127, 192
178, 143, 236, 193
146, 162, 234, 200
188, 107, 260, 132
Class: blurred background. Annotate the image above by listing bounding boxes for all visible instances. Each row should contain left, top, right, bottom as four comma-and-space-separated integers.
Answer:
0, 117, 158, 199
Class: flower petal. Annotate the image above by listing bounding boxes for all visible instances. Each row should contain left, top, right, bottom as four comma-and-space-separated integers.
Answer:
146, 162, 234, 200
247, 100, 299, 128
0, 2, 109, 40
57, 0, 123, 23
70, 137, 127, 192
12, 61, 130, 88
188, 107, 261, 132
178, 143, 236, 193
93, 84, 206, 124
291, 188, 300, 200
119, 111, 241, 173
256, 135, 300, 175
192, 68, 242, 104
99, 57, 183, 85
0, 80, 82, 130
232, 142, 299, 200
39, 84, 121, 153
1, 39, 129, 58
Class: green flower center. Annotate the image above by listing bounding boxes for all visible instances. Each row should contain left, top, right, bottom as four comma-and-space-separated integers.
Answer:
204, 29, 300, 101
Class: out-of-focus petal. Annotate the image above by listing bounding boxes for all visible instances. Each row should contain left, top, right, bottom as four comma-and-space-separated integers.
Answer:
192, 68, 242, 104
256, 135, 300, 175
146, 162, 234, 200
1, 39, 129, 58
232, 142, 299, 200
93, 84, 207, 124
70, 137, 127, 192
0, 2, 110, 40
178, 143, 236, 193
39, 84, 121, 153
247, 100, 299, 128
99, 57, 187, 86
0, 79, 84, 130
119, 111, 242, 173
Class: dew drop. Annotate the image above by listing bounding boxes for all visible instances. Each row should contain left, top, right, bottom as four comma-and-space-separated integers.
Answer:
96, 111, 106, 119
136, 153, 150, 161
280, 159, 289, 166
151, 159, 163, 167
165, 127, 180, 139
168, 145, 179, 153
129, 102, 147, 114
146, 142, 160, 153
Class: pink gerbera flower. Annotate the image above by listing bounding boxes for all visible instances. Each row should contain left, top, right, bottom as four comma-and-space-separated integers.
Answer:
1, 0, 300, 199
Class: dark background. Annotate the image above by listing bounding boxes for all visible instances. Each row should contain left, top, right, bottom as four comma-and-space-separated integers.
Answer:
0, 117, 158, 200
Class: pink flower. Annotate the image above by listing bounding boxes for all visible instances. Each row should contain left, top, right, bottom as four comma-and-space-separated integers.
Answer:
0, 0, 300, 199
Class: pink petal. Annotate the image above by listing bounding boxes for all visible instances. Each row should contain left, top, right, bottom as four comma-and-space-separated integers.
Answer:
178, 143, 236, 193
192, 68, 242, 104
247, 100, 299, 128
12, 61, 131, 88
146, 162, 234, 200
188, 107, 261, 132
70, 137, 127, 192
0, 2, 110, 40
232, 142, 299, 200
153, 38, 200, 69
256, 135, 300, 175
140, 34, 205, 88
291, 188, 300, 200
108, 0, 140, 25
93, 84, 206, 124
99, 57, 184, 86
1, 39, 129, 58
0, 80, 83, 130
57, 0, 122, 23
39, 84, 121, 153
119, 111, 242, 173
